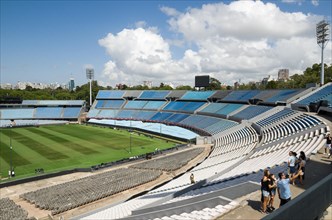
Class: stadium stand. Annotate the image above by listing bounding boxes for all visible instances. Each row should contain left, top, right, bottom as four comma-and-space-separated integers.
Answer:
0, 100, 84, 121
222, 90, 261, 102
264, 89, 304, 104
124, 100, 148, 109
96, 90, 125, 99
130, 148, 204, 171
3, 87, 329, 219
138, 91, 170, 100
79, 88, 329, 220
229, 105, 272, 121
180, 91, 215, 100
123, 90, 143, 99
142, 101, 166, 110
291, 83, 332, 112
166, 90, 187, 100
89, 119, 197, 140
0, 108, 35, 119
0, 198, 30, 220
20, 168, 163, 215
163, 101, 206, 113
208, 90, 232, 102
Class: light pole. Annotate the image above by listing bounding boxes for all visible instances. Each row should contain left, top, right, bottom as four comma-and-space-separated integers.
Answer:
9, 123, 13, 178
86, 68, 94, 106
159, 112, 162, 138
129, 117, 132, 153
316, 20, 329, 86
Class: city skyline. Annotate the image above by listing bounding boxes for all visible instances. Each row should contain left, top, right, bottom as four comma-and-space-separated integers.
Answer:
1, 0, 331, 87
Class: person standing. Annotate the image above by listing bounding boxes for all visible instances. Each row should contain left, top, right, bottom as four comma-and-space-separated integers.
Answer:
261, 169, 270, 214
325, 134, 331, 155
298, 151, 306, 185
277, 171, 301, 207
190, 173, 195, 184
267, 173, 277, 211
288, 151, 297, 185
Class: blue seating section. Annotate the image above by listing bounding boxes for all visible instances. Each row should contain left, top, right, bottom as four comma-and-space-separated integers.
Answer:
1, 100, 83, 120
204, 119, 238, 135
163, 101, 205, 112
256, 108, 295, 127
124, 101, 148, 109
97, 109, 119, 118
0, 108, 35, 119
231, 106, 272, 120
96, 90, 125, 99
297, 84, 332, 105
115, 110, 136, 119
63, 107, 82, 118
21, 100, 85, 106
180, 91, 215, 100
143, 101, 166, 110
134, 111, 157, 120
103, 100, 124, 108
215, 104, 243, 116
138, 91, 170, 100
164, 113, 190, 123
265, 89, 299, 103
199, 103, 228, 114
222, 90, 260, 102
95, 100, 124, 108
150, 112, 173, 121
35, 107, 63, 118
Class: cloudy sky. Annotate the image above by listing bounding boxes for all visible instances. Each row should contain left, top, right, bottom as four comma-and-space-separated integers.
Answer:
1, 0, 331, 87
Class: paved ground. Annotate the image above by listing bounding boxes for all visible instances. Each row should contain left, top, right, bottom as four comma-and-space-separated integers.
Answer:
218, 144, 332, 220
218, 107, 332, 220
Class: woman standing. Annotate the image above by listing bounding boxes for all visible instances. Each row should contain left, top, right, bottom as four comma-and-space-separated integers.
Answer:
261, 169, 270, 214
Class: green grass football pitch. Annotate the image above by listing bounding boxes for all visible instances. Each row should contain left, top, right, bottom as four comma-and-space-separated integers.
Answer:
0, 124, 177, 180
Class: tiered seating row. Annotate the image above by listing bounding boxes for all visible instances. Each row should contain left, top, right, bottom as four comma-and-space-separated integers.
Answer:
20, 168, 162, 215
216, 132, 326, 182
0, 197, 29, 220
296, 83, 332, 105
255, 108, 296, 127
265, 89, 301, 103
198, 103, 244, 117
0, 107, 82, 119
22, 100, 84, 105
138, 91, 170, 100
89, 109, 238, 136
261, 114, 322, 145
180, 91, 215, 100
223, 90, 260, 102
231, 105, 272, 120
130, 148, 204, 171
163, 101, 206, 113
95, 100, 124, 109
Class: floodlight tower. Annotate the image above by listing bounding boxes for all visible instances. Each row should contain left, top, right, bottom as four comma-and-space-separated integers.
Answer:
316, 20, 329, 86
9, 123, 13, 178
86, 68, 94, 106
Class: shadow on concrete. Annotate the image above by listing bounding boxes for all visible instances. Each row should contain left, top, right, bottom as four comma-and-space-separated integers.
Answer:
247, 199, 262, 213
292, 157, 331, 191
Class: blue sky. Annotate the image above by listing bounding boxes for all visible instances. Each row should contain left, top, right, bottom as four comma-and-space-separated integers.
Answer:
1, 0, 331, 87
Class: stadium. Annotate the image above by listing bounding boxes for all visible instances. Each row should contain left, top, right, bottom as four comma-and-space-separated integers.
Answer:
0, 84, 331, 220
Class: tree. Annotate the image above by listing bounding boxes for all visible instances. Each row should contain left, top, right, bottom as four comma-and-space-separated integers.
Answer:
206, 77, 222, 90
176, 85, 192, 90
265, 81, 277, 89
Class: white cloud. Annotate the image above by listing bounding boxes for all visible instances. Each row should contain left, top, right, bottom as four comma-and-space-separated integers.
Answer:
135, 21, 147, 28
99, 1, 331, 87
281, 0, 305, 5
160, 6, 180, 17
311, 0, 319, 6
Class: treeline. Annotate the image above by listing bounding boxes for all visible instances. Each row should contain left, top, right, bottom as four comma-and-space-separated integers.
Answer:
0, 63, 331, 104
